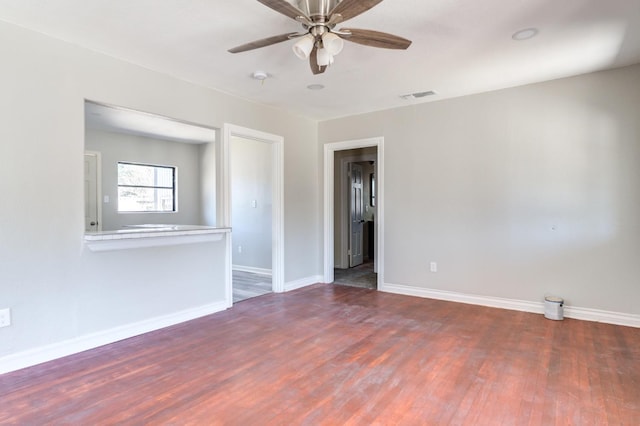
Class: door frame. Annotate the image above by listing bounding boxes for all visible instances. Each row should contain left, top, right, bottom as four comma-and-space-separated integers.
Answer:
324, 137, 384, 288
221, 124, 284, 306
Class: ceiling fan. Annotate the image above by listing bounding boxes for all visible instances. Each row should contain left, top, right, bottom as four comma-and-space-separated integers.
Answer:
228, 0, 412, 74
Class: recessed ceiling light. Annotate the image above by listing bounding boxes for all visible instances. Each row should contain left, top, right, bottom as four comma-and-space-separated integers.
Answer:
512, 28, 539, 41
307, 84, 325, 90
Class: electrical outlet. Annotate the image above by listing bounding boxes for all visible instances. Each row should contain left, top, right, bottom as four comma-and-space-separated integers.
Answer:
430, 262, 438, 273
238, 245, 242, 254
0, 308, 11, 328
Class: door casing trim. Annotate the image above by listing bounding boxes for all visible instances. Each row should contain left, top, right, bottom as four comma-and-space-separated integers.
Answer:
222, 124, 284, 306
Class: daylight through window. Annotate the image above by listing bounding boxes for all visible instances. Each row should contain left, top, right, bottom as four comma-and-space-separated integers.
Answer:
117, 162, 176, 212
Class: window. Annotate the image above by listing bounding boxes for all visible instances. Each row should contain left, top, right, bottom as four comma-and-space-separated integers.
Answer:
117, 162, 176, 212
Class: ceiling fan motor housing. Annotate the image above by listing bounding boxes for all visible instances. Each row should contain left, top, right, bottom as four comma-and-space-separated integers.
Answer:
294, 0, 340, 18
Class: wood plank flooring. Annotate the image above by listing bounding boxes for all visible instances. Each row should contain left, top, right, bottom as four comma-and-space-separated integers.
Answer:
334, 260, 377, 289
1, 284, 639, 424
232, 270, 272, 303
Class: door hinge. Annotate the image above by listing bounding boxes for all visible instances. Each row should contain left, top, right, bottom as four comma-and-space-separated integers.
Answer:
348, 249, 351, 255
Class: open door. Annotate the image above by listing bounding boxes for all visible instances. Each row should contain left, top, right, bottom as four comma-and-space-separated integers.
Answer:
349, 162, 364, 267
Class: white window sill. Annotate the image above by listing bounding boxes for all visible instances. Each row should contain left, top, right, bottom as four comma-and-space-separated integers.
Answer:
84, 225, 230, 252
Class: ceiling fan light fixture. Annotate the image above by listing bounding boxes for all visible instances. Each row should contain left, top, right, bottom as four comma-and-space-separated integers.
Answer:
316, 47, 333, 67
292, 34, 315, 59
322, 32, 344, 55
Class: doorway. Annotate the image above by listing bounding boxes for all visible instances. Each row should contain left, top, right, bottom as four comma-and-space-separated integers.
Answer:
335, 152, 377, 288
222, 124, 284, 307
230, 136, 273, 302
323, 137, 384, 289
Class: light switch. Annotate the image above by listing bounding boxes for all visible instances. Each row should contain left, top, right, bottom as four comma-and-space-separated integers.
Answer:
104, 195, 110, 203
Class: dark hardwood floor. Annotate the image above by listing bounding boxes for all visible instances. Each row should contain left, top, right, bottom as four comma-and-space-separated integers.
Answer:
1, 284, 639, 424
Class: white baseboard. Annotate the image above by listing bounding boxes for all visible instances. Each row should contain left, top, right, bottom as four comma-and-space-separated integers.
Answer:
563, 306, 640, 328
381, 283, 640, 328
284, 275, 323, 292
232, 265, 272, 276
0, 301, 228, 375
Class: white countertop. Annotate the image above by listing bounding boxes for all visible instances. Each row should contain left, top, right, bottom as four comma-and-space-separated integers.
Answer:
85, 225, 230, 240
84, 225, 231, 251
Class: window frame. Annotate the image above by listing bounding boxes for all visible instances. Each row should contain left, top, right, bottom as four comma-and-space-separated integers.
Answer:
116, 161, 177, 213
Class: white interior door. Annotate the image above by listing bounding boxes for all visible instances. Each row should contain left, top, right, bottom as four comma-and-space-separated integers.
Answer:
84, 152, 100, 232
349, 162, 364, 267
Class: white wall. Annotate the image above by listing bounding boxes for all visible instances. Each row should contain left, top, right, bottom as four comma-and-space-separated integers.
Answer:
0, 20, 320, 362
85, 129, 205, 230
231, 136, 272, 271
320, 64, 640, 316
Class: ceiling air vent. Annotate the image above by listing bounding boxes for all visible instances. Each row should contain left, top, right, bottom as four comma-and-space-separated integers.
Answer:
400, 91, 437, 100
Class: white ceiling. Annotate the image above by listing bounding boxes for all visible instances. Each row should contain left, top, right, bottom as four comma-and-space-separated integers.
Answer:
85, 101, 216, 144
1, 0, 639, 121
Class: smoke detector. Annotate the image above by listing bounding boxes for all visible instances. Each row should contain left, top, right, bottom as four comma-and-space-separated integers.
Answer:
251, 71, 269, 80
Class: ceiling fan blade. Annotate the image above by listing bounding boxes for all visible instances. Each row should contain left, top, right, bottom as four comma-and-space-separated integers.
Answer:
329, 0, 384, 21
257, 0, 308, 21
309, 46, 326, 75
228, 32, 299, 53
340, 28, 412, 50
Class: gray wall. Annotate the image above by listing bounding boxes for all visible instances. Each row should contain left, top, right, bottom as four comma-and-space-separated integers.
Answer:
320, 64, 640, 315
85, 129, 205, 230
231, 136, 272, 271
0, 20, 320, 359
